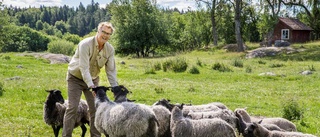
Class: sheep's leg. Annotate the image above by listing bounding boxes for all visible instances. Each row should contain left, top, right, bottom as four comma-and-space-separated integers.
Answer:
80, 124, 87, 137
52, 125, 60, 137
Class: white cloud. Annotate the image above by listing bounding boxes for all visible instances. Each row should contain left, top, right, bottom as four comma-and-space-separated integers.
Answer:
3, 0, 62, 8
156, 0, 197, 11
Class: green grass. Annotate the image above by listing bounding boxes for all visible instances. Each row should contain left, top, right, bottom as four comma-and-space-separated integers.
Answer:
1, 43, 320, 136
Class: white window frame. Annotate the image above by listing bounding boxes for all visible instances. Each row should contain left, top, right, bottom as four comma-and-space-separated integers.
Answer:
281, 29, 289, 40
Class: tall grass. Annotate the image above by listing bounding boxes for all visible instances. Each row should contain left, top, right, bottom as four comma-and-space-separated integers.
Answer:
1, 43, 320, 136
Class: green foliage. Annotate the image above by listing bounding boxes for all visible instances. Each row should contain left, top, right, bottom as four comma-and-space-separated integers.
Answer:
62, 33, 81, 45
47, 39, 75, 56
153, 62, 162, 71
233, 59, 243, 68
308, 65, 316, 71
212, 62, 233, 72
0, 25, 50, 52
0, 81, 4, 96
258, 60, 266, 64
245, 66, 252, 73
188, 66, 200, 74
282, 99, 304, 121
196, 58, 203, 67
162, 57, 188, 73
270, 63, 285, 68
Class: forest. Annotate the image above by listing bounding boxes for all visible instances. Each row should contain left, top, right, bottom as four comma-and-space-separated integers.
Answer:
0, 0, 319, 57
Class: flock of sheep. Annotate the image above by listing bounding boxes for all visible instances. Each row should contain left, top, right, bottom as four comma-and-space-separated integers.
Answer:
44, 85, 317, 137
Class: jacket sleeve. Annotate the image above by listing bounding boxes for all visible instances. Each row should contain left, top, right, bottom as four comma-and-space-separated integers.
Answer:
78, 41, 94, 87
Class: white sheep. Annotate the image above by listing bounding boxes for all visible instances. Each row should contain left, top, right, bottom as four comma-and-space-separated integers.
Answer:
170, 106, 237, 137
245, 122, 317, 137
186, 109, 239, 129
92, 86, 159, 137
234, 107, 297, 131
43, 89, 89, 137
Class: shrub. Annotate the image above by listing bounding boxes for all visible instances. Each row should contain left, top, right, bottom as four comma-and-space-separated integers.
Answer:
196, 58, 202, 67
245, 66, 252, 73
233, 59, 243, 68
63, 33, 81, 45
153, 62, 162, 71
0, 82, 4, 96
47, 39, 75, 56
308, 65, 316, 71
162, 57, 188, 73
282, 99, 304, 121
270, 63, 285, 68
258, 60, 266, 64
212, 62, 233, 72
189, 66, 200, 74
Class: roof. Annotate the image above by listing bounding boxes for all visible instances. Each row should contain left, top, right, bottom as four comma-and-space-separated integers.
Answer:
279, 17, 313, 31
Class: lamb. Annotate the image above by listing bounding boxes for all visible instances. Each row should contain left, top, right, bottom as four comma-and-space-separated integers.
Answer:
234, 107, 297, 131
170, 106, 237, 137
92, 86, 159, 137
186, 109, 239, 129
43, 89, 89, 137
111, 85, 135, 103
245, 122, 317, 137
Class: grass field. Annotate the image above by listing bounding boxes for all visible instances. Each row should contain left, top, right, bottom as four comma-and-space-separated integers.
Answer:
0, 43, 320, 137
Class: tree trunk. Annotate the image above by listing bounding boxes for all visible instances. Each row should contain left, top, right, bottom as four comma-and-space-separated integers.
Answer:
211, 0, 218, 46
235, 0, 244, 52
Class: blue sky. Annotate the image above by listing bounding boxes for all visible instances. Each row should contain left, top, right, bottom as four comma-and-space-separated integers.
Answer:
3, 0, 197, 11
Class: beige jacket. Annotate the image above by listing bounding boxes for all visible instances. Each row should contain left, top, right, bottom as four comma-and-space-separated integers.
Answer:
68, 36, 118, 87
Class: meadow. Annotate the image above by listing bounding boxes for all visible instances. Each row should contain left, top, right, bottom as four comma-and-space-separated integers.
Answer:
0, 43, 320, 137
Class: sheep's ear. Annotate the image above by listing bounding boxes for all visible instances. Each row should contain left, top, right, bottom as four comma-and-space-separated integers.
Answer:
258, 119, 262, 124
45, 89, 53, 93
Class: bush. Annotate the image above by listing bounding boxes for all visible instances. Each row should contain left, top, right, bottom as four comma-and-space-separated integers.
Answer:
153, 62, 162, 71
189, 66, 200, 74
196, 58, 203, 67
245, 66, 252, 73
0, 82, 4, 96
270, 63, 285, 68
212, 62, 233, 72
233, 59, 243, 68
282, 99, 304, 121
162, 57, 188, 73
63, 33, 81, 45
47, 39, 75, 56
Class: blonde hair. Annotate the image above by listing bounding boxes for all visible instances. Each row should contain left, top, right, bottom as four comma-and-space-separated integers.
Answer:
97, 22, 115, 33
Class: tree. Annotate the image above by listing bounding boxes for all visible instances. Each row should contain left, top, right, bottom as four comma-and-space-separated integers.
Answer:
0, 2, 10, 50
196, 0, 226, 46
110, 0, 168, 57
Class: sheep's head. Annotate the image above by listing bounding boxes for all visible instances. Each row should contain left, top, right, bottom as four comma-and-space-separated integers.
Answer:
92, 86, 111, 102
244, 122, 258, 137
46, 89, 64, 104
111, 85, 135, 103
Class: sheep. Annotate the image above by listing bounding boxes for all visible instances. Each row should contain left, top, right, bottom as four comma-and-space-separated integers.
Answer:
152, 98, 183, 111
186, 109, 239, 129
234, 108, 297, 131
111, 86, 170, 137
170, 106, 237, 137
235, 110, 283, 137
234, 108, 261, 123
245, 122, 317, 137
111, 85, 135, 103
43, 89, 89, 137
259, 118, 297, 132
92, 86, 159, 137
151, 105, 172, 137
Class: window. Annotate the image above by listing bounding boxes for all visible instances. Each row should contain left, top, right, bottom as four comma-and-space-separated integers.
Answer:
281, 29, 289, 39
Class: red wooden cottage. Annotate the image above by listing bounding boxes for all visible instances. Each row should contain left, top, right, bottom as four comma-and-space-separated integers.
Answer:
272, 17, 313, 44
